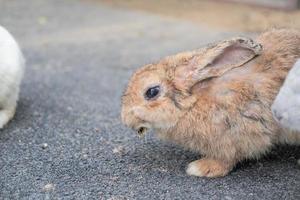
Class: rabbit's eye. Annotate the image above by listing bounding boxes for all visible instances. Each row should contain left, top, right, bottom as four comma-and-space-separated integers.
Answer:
145, 86, 160, 100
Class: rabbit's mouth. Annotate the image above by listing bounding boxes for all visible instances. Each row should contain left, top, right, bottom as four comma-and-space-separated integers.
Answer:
136, 126, 149, 137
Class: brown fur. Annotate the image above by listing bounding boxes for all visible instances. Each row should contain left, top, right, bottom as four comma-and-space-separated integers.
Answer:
121, 29, 300, 177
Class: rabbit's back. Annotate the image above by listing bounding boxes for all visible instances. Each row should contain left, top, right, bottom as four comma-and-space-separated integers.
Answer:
0, 26, 24, 105
181, 30, 300, 158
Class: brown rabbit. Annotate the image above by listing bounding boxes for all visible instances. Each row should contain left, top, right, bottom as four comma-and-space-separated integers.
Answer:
121, 29, 300, 178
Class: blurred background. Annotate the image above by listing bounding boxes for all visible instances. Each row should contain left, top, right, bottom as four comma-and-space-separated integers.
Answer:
99, 0, 300, 32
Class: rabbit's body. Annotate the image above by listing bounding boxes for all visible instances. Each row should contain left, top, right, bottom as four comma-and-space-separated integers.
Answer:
0, 26, 24, 128
272, 59, 300, 165
272, 59, 300, 131
122, 29, 300, 177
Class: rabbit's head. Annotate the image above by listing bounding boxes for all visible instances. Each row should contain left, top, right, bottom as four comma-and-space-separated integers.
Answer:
121, 37, 262, 136
121, 62, 185, 136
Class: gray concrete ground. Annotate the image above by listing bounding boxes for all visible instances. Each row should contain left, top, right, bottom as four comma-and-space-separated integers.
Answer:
0, 0, 299, 199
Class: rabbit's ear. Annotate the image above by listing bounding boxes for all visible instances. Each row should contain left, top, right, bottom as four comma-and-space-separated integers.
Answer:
174, 37, 262, 93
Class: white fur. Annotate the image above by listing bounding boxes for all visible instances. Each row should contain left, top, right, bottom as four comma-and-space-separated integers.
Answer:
272, 59, 300, 131
0, 26, 24, 128
272, 59, 300, 165
186, 161, 204, 177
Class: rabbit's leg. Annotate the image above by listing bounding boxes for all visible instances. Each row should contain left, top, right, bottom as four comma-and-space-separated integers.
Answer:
186, 158, 233, 178
278, 130, 300, 145
279, 130, 300, 165
0, 103, 16, 129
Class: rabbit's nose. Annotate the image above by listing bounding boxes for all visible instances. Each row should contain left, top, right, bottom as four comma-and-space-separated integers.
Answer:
275, 112, 283, 121
272, 109, 283, 122
128, 106, 143, 118
121, 106, 142, 127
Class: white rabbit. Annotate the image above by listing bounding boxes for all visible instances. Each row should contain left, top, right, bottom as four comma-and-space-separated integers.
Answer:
0, 26, 24, 129
272, 59, 300, 165
272, 59, 300, 131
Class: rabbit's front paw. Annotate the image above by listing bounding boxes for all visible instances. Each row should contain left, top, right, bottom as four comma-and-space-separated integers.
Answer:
186, 158, 231, 178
